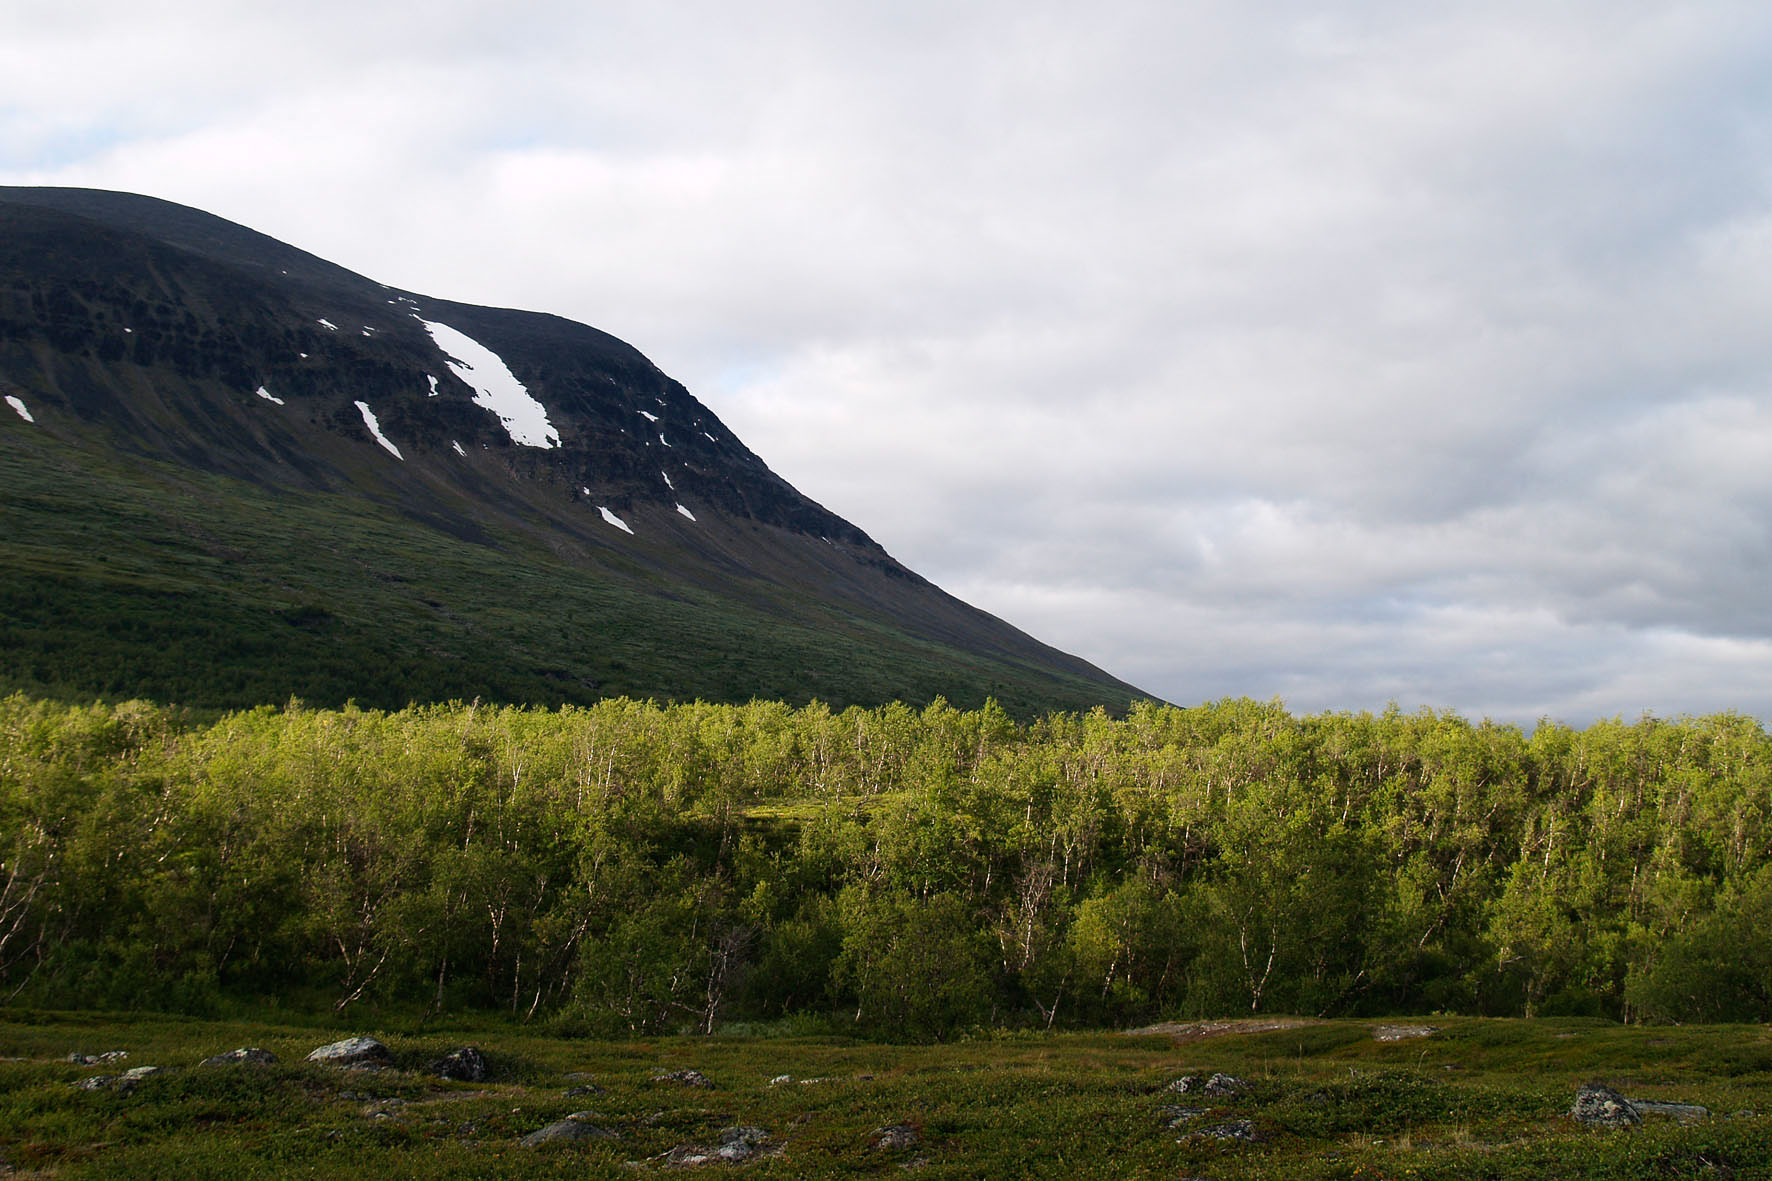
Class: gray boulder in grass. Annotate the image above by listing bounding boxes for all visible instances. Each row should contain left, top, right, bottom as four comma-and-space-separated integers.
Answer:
521, 1113, 619, 1147
306, 1037, 392, 1068
432, 1046, 489, 1082
1571, 1084, 1640, 1128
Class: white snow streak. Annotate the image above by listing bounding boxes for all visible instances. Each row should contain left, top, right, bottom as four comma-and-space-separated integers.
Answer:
255, 385, 285, 405
452, 441, 466, 457
317, 318, 338, 331
638, 409, 658, 422
659, 434, 671, 447
661, 470, 674, 490
416, 318, 559, 449
703, 432, 718, 443
426, 375, 439, 397
598, 506, 634, 535
676, 504, 696, 522
5, 395, 34, 423
353, 401, 403, 460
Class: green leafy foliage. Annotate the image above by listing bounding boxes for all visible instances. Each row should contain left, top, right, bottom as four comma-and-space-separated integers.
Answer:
1, 694, 1769, 1030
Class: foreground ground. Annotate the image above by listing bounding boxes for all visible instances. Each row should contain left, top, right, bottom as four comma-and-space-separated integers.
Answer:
1, 1011, 1768, 1178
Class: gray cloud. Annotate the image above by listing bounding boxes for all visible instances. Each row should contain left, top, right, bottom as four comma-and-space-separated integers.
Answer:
6, 1, 1772, 723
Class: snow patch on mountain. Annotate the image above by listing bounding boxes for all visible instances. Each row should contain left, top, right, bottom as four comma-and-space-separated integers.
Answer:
598, 506, 634, 535
5, 395, 34, 423
452, 441, 466, 456
416, 318, 559, 449
426, 375, 439, 397
255, 385, 285, 405
638, 410, 658, 422
676, 504, 696, 521
353, 401, 403, 460
661, 470, 674, 490
317, 318, 337, 331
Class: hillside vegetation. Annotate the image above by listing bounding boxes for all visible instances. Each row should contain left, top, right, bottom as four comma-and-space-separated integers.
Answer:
2, 694, 1768, 1036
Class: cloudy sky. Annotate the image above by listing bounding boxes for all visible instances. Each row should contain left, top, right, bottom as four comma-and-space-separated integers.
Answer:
6, 1, 1772, 725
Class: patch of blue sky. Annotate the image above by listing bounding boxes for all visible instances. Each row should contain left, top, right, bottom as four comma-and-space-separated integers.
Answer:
0, 117, 138, 172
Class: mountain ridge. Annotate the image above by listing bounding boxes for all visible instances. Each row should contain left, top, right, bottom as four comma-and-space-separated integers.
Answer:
0, 186, 1147, 715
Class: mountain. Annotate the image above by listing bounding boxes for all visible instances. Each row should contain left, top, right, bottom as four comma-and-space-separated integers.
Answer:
0, 187, 1145, 715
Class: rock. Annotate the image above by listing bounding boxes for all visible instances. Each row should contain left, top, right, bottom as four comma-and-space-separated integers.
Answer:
306, 1037, 392, 1069
564, 1084, 603, 1098
73, 1075, 116, 1091
717, 1127, 769, 1162
119, 1066, 163, 1081
1372, 1024, 1439, 1041
200, 1048, 277, 1067
1180, 1119, 1260, 1143
1159, 1106, 1209, 1128
1628, 1099, 1709, 1124
661, 1127, 768, 1167
1571, 1084, 1640, 1129
652, 1068, 716, 1089
67, 1051, 127, 1065
769, 1074, 794, 1086
521, 1112, 619, 1147
1166, 1075, 1201, 1093
432, 1046, 488, 1082
1204, 1072, 1250, 1097
872, 1124, 919, 1150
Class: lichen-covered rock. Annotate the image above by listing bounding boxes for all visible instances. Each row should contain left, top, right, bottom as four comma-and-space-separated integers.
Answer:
871, 1124, 919, 1150
306, 1037, 392, 1068
1571, 1084, 1640, 1129
564, 1083, 603, 1098
651, 1068, 715, 1089
119, 1066, 164, 1081
662, 1126, 769, 1166
1159, 1106, 1209, 1128
200, 1048, 277, 1067
1204, 1072, 1250, 1097
520, 1112, 618, 1147
432, 1046, 488, 1082
717, 1127, 769, 1162
67, 1051, 127, 1065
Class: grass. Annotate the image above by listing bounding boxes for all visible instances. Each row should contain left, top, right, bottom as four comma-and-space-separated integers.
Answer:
1, 1012, 1767, 1178
0, 425, 1134, 719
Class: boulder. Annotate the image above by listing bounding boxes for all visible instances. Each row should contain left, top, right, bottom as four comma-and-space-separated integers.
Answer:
1179, 1119, 1260, 1143
651, 1068, 716, 1089
1571, 1084, 1640, 1129
306, 1037, 392, 1069
1165, 1071, 1248, 1097
1205, 1072, 1251, 1097
1629, 1099, 1709, 1125
431, 1046, 488, 1082
662, 1126, 768, 1166
564, 1084, 603, 1098
67, 1051, 127, 1065
871, 1124, 919, 1150
200, 1048, 277, 1067
521, 1112, 619, 1147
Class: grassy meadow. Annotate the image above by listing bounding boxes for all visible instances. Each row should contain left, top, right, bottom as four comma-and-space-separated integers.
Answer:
3, 1010, 1769, 1178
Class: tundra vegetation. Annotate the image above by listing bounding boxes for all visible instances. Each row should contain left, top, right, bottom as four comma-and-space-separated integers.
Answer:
2, 693, 1768, 1035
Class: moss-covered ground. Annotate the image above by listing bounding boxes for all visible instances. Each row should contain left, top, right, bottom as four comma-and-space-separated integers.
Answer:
2, 1011, 1767, 1178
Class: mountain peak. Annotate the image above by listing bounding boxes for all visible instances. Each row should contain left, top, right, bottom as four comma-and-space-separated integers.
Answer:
0, 185, 1144, 715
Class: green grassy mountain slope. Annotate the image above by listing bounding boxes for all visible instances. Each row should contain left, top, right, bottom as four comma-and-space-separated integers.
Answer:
0, 187, 1145, 715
